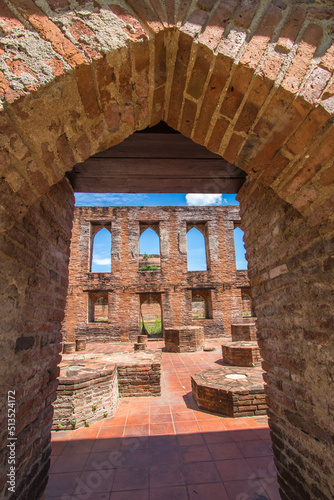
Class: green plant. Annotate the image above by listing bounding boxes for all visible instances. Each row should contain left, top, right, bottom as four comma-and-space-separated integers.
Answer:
103, 412, 108, 418
70, 419, 77, 429
84, 420, 90, 427
139, 265, 158, 272
92, 404, 97, 411
56, 423, 62, 431
143, 253, 150, 260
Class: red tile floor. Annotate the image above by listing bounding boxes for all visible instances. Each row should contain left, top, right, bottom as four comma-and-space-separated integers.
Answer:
47, 341, 280, 500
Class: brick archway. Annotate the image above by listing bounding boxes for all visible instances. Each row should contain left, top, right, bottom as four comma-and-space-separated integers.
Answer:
0, 1, 333, 499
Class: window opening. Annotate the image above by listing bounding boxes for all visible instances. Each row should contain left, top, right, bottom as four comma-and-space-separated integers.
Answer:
91, 226, 111, 272
139, 293, 163, 338
139, 225, 161, 271
187, 226, 208, 271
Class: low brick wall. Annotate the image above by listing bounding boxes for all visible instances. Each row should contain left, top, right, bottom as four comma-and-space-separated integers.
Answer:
53, 350, 162, 429
117, 352, 161, 397
222, 341, 262, 367
192, 367, 267, 418
231, 323, 257, 341
53, 365, 118, 430
164, 326, 204, 353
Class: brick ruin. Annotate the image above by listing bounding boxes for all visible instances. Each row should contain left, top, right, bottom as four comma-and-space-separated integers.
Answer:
0, 1, 333, 499
62, 206, 249, 343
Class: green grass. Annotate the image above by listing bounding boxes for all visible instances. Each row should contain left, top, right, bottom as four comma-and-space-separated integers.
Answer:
140, 317, 162, 335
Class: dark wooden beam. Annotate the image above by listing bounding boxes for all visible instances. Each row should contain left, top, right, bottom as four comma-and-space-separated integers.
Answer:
67, 132, 246, 193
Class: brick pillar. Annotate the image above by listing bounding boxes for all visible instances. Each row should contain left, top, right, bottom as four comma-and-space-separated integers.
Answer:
0, 178, 74, 499
238, 177, 334, 500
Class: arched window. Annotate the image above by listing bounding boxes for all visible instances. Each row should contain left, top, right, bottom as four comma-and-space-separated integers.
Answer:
234, 227, 247, 270
139, 293, 162, 338
91, 227, 111, 272
139, 226, 161, 271
191, 289, 212, 319
187, 227, 207, 271
88, 293, 108, 322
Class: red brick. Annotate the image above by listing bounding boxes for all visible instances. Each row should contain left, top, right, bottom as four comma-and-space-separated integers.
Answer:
75, 64, 100, 119
275, 7, 306, 54
186, 44, 212, 99
193, 54, 232, 144
0, 1, 24, 33
125, 0, 163, 33
285, 105, 331, 155
220, 65, 253, 120
207, 118, 229, 153
164, 0, 175, 24
235, 75, 272, 133
258, 153, 290, 187
104, 101, 120, 131
234, 0, 260, 29
240, 2, 287, 69
180, 98, 197, 137
154, 31, 167, 87
152, 86, 165, 124
282, 23, 323, 94
168, 32, 193, 129
14, 0, 86, 68
223, 133, 244, 163
109, 4, 147, 40
200, 1, 235, 49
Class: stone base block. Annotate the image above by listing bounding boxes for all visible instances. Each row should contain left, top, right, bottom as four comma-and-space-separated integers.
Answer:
164, 326, 204, 353
134, 342, 146, 351
222, 341, 262, 367
231, 323, 257, 342
192, 367, 267, 418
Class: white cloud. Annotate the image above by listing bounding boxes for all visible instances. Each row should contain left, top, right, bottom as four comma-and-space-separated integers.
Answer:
93, 257, 111, 266
185, 193, 223, 206
75, 193, 149, 206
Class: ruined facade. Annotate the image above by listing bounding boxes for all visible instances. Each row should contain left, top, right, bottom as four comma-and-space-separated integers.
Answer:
62, 206, 249, 342
0, 1, 334, 499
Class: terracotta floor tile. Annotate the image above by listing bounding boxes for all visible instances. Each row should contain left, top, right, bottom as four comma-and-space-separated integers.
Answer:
208, 442, 243, 461
198, 420, 225, 432
222, 418, 251, 430
172, 411, 196, 422
149, 447, 180, 466
150, 486, 188, 500
230, 429, 260, 442
182, 461, 221, 484
102, 416, 127, 427
113, 467, 149, 491
150, 405, 170, 415
45, 472, 79, 497
109, 491, 149, 500
150, 413, 173, 424
51, 441, 66, 456
76, 469, 115, 494
223, 478, 268, 500
149, 435, 178, 450
180, 444, 211, 463
71, 493, 111, 500
124, 424, 150, 437
126, 415, 150, 425
216, 458, 255, 481
72, 427, 100, 440
84, 451, 125, 471
260, 477, 282, 500
150, 423, 175, 436
118, 449, 149, 468
91, 438, 122, 453
174, 421, 200, 434
245, 455, 277, 478
193, 411, 220, 421
202, 431, 234, 445
177, 433, 206, 447
99, 426, 125, 439
237, 440, 273, 458
52, 452, 89, 473
187, 482, 229, 500
150, 464, 185, 488
63, 440, 95, 455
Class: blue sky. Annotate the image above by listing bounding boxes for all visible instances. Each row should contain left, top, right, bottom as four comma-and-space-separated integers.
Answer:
77, 193, 247, 272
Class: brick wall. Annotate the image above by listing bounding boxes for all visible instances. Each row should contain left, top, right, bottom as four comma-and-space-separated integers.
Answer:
62, 206, 243, 342
0, 178, 74, 499
239, 177, 334, 500
0, 1, 333, 499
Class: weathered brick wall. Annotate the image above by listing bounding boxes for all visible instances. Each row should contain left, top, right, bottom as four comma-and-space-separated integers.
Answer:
239, 177, 334, 500
0, 1, 333, 499
0, 178, 74, 499
62, 206, 243, 342
53, 365, 118, 430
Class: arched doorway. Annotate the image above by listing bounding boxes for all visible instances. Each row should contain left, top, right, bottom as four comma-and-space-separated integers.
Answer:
0, 2, 333, 499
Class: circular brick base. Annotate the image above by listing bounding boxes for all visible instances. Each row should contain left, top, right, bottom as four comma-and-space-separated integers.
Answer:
192, 367, 267, 418
222, 341, 262, 367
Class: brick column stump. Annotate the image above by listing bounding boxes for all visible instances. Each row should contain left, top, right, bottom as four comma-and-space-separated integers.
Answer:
164, 326, 205, 353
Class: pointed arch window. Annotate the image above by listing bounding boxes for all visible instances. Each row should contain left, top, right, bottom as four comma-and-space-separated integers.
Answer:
90, 225, 111, 272
186, 223, 209, 271
139, 223, 161, 271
